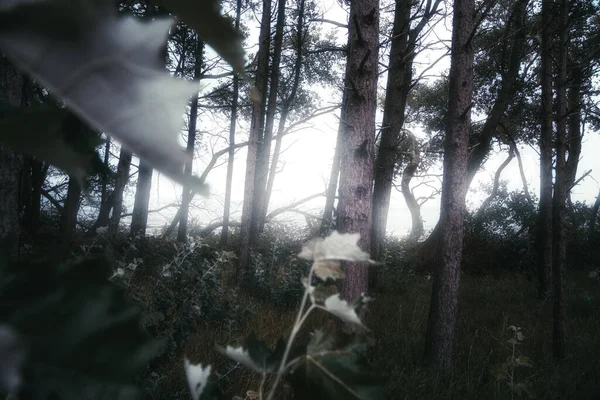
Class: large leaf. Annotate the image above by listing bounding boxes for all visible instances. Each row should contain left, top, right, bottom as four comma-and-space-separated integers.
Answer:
0, 256, 163, 400
158, 0, 246, 74
183, 358, 222, 400
0, 0, 208, 193
0, 102, 106, 183
287, 328, 386, 400
299, 232, 375, 281
218, 332, 288, 374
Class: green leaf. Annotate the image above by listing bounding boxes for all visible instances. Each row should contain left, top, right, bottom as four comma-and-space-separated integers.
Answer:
217, 332, 289, 373
0, 0, 208, 194
288, 328, 385, 400
0, 255, 164, 400
157, 0, 246, 74
0, 103, 106, 183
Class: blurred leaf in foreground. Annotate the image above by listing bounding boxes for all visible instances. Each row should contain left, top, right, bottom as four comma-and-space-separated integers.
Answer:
0, 255, 163, 400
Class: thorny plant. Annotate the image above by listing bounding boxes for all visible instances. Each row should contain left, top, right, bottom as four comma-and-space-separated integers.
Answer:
183, 231, 385, 400
491, 325, 535, 399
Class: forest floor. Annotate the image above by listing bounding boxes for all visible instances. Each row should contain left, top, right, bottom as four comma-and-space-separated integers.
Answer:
26, 231, 598, 399
147, 268, 600, 399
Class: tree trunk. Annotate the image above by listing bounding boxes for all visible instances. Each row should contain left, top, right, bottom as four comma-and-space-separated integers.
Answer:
263, 0, 306, 233
178, 37, 204, 243
0, 55, 25, 258
321, 25, 349, 237
537, 0, 554, 299
320, 112, 344, 236
371, 0, 411, 266
93, 137, 113, 230
401, 132, 424, 241
253, 0, 287, 234
108, 147, 133, 234
565, 63, 583, 197
423, 0, 474, 371
551, 0, 569, 361
335, 0, 379, 318
371, 0, 442, 271
221, 0, 242, 247
589, 189, 600, 239
60, 176, 82, 246
130, 158, 153, 237
238, 0, 272, 279
24, 159, 46, 237
475, 149, 514, 217
416, 0, 528, 271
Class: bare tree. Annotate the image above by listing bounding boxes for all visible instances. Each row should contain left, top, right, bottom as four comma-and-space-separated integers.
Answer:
423, 0, 474, 371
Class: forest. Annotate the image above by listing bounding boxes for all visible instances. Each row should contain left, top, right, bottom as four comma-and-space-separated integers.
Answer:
0, 0, 599, 399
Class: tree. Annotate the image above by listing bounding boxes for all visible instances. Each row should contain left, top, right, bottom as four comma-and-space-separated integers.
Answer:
221, 0, 242, 247
423, 0, 474, 371
536, 0, 554, 299
108, 147, 132, 234
551, 0, 569, 360
0, 55, 24, 258
178, 35, 204, 243
335, 0, 379, 316
60, 176, 82, 245
416, 0, 529, 270
238, 0, 272, 279
371, 0, 442, 271
252, 0, 287, 234
130, 158, 153, 237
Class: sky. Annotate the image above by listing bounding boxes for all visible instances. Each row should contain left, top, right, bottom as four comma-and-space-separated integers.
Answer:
129, 0, 600, 238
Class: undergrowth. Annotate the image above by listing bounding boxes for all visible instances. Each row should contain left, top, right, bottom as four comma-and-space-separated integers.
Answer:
8, 222, 600, 399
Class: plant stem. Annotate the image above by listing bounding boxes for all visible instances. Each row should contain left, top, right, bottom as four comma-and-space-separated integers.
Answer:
266, 265, 316, 400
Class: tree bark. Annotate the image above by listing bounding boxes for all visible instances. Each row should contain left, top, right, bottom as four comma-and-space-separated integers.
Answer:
537, 0, 554, 299
0, 55, 25, 258
475, 148, 514, 217
108, 147, 132, 234
130, 158, 153, 237
253, 0, 287, 234
178, 37, 204, 243
238, 0, 272, 279
335, 0, 379, 321
423, 0, 474, 371
551, 0, 569, 360
221, 0, 242, 247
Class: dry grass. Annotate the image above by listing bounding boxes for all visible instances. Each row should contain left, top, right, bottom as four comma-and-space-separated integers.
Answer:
145, 270, 600, 399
